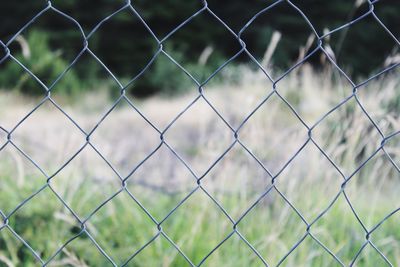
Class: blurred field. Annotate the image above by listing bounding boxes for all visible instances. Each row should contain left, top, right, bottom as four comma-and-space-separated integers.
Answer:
0, 65, 400, 266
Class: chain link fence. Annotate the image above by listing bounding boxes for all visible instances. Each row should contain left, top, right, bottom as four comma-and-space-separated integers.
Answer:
0, 0, 399, 266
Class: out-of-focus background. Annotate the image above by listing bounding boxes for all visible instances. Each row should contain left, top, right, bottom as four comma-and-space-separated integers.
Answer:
0, 1, 400, 266
0, 0, 399, 97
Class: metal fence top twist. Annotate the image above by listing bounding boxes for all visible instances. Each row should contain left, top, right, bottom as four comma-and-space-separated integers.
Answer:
0, 0, 399, 266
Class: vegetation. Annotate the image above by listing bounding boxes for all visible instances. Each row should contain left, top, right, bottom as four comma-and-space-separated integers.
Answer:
0, 1, 399, 266
0, 0, 399, 96
0, 65, 399, 266
0, 31, 81, 96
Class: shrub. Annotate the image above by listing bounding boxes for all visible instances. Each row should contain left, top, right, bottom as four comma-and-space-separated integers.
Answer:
129, 50, 229, 97
0, 31, 81, 96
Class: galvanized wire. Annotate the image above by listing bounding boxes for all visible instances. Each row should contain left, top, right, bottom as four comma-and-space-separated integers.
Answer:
0, 0, 399, 266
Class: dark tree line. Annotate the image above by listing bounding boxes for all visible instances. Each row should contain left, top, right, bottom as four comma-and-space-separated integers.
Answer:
0, 0, 398, 96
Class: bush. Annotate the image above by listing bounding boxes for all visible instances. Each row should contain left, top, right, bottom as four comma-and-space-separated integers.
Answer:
0, 31, 81, 96
129, 50, 230, 97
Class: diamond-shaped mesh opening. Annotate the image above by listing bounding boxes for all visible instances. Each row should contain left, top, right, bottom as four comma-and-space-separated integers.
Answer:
89, 97, 161, 177
344, 149, 400, 229
85, 192, 157, 266
203, 53, 275, 128
201, 145, 271, 219
312, 97, 382, 177
7, 186, 81, 262
51, 50, 132, 131
329, 13, 400, 80
49, 145, 122, 218
311, 193, 366, 265
125, 51, 198, 98
127, 145, 196, 222
164, 97, 234, 176
239, 92, 309, 176
88, 8, 159, 82
0, 145, 47, 214
48, 50, 104, 97
6, 10, 86, 88
238, 188, 306, 266
239, 0, 319, 77
275, 143, 343, 221
162, 10, 242, 82
276, 49, 354, 125
160, 190, 233, 265
11, 100, 86, 174
12, 100, 85, 170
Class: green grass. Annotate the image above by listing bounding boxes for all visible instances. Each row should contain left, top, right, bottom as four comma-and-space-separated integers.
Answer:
0, 167, 399, 266
1, 67, 399, 266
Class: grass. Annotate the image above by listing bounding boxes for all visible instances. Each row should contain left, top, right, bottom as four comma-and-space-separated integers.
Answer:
0, 64, 400, 266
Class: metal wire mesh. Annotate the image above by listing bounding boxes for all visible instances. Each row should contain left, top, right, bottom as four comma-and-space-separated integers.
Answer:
0, 0, 399, 266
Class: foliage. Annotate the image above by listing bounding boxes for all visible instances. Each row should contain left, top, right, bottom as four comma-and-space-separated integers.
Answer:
0, 67, 399, 266
0, 0, 398, 96
0, 31, 81, 96
0, 173, 399, 266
